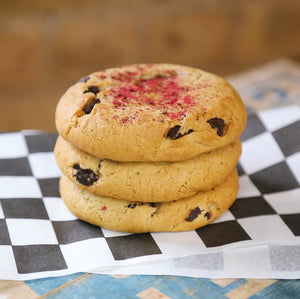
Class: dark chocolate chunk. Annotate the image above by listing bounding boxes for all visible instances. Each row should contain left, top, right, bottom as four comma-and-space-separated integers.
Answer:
167, 126, 193, 139
128, 203, 137, 209
204, 212, 211, 220
84, 85, 100, 95
167, 125, 181, 138
73, 167, 98, 186
83, 99, 100, 114
150, 202, 161, 217
207, 118, 225, 136
72, 163, 80, 170
185, 207, 203, 222
77, 76, 90, 83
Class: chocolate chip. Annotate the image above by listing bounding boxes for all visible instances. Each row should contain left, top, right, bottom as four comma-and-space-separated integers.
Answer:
84, 85, 100, 95
207, 118, 225, 136
73, 166, 98, 186
72, 163, 80, 170
128, 203, 137, 209
167, 126, 193, 139
167, 126, 181, 138
77, 76, 90, 83
83, 99, 100, 114
204, 212, 211, 220
150, 202, 161, 217
185, 207, 203, 222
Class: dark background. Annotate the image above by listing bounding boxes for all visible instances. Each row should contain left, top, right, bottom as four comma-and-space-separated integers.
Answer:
1, 0, 300, 132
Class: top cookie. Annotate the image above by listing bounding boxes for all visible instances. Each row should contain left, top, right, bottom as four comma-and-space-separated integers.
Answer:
56, 64, 247, 162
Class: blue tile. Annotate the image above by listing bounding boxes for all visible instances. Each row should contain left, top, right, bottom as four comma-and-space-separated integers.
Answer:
26, 274, 300, 299
28, 274, 299, 299
250, 280, 300, 299
217, 279, 248, 295
26, 273, 85, 295
156, 276, 228, 299
44, 274, 228, 299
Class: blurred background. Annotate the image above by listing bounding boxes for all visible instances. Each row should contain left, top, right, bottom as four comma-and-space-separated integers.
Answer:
1, 0, 300, 132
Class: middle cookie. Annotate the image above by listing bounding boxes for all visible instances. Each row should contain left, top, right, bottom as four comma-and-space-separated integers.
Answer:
55, 136, 241, 202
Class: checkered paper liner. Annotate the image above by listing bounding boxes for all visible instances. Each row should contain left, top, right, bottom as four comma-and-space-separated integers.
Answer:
0, 105, 299, 280
93, 242, 300, 279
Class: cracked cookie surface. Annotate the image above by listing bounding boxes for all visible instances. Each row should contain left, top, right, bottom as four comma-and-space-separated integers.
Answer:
55, 64, 247, 162
59, 168, 239, 233
55, 136, 241, 202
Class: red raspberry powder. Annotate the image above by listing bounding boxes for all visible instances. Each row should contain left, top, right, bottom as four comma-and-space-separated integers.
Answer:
107, 74, 197, 120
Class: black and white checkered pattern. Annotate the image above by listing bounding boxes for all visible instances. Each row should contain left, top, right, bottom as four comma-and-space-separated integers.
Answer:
0, 105, 299, 279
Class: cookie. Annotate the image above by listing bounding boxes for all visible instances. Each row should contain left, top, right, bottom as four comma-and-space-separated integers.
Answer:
55, 136, 241, 202
59, 168, 239, 233
55, 64, 247, 162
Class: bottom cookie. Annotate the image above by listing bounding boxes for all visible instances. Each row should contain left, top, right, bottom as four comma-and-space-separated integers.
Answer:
59, 169, 239, 233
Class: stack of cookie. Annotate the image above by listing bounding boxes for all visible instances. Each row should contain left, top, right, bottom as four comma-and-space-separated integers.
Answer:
54, 64, 247, 233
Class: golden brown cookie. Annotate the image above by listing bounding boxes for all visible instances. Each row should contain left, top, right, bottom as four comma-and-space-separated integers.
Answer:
55, 64, 247, 162
55, 136, 241, 202
59, 168, 239, 233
